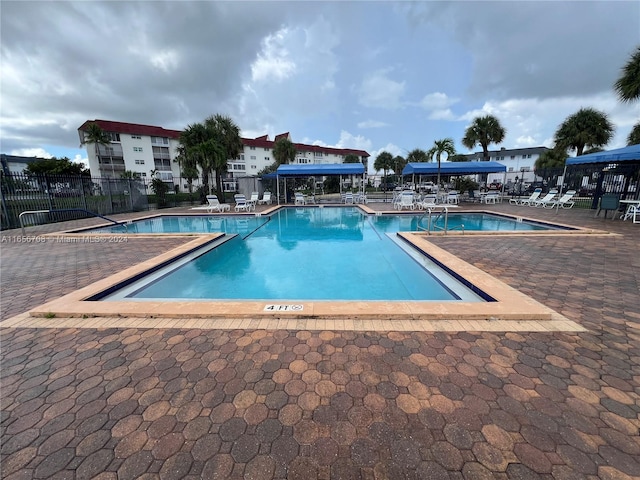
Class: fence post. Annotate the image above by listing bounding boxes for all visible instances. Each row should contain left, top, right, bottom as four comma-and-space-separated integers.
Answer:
106, 178, 113, 214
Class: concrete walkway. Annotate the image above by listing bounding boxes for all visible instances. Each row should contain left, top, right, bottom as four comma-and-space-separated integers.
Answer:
1, 202, 639, 479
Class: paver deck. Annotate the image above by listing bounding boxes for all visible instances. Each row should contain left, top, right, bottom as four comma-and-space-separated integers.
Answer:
1, 202, 639, 479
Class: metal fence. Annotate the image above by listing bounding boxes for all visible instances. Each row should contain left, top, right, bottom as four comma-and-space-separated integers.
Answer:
0, 173, 152, 231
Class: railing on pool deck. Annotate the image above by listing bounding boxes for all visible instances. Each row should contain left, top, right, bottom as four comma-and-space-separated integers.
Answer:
417, 205, 464, 235
19, 209, 127, 235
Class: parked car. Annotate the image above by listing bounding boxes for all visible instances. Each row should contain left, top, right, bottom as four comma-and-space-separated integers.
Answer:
380, 182, 397, 191
524, 181, 548, 195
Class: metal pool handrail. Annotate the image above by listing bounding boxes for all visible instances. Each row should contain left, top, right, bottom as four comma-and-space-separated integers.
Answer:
417, 205, 464, 235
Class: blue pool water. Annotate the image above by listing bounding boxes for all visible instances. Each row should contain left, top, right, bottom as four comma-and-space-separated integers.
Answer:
90, 211, 559, 235
99, 207, 492, 302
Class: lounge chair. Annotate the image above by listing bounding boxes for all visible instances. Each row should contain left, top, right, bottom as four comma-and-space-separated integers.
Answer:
258, 192, 272, 205
446, 191, 459, 205
294, 192, 306, 205
343, 192, 354, 204
482, 191, 500, 204
532, 190, 558, 207
396, 192, 416, 210
249, 192, 260, 203
544, 190, 576, 209
417, 193, 438, 209
234, 194, 253, 212
511, 188, 542, 206
206, 194, 230, 213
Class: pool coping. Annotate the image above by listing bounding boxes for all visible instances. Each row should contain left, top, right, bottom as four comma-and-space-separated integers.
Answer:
61, 205, 610, 237
26, 229, 581, 329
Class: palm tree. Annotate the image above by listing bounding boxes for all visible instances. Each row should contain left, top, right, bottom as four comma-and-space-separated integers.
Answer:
180, 122, 213, 193
273, 138, 297, 165
462, 115, 506, 161
406, 148, 429, 163
553, 107, 614, 156
374, 151, 394, 189
205, 114, 243, 199
614, 46, 640, 103
393, 155, 406, 184
81, 122, 111, 176
428, 138, 456, 188
628, 122, 640, 145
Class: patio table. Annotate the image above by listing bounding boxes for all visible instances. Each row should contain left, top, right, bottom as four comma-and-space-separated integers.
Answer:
619, 199, 640, 222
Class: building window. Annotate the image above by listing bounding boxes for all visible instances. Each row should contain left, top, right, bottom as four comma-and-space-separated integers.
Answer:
510, 155, 515, 159
141, 172, 147, 177
131, 135, 141, 140
135, 159, 145, 165
107, 132, 120, 142
314, 151, 323, 157
508, 167, 514, 172
265, 157, 270, 161
325, 153, 329, 156
250, 146, 256, 150
232, 164, 246, 171
251, 165, 256, 169
264, 147, 269, 151
151, 136, 169, 145
250, 155, 256, 160
133, 147, 143, 152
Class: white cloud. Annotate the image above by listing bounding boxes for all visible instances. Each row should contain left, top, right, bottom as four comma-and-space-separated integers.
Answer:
10, 148, 53, 158
358, 69, 405, 109
73, 153, 89, 168
419, 92, 458, 110
357, 120, 389, 129
251, 28, 297, 83
150, 50, 179, 73
428, 109, 456, 121
457, 92, 636, 151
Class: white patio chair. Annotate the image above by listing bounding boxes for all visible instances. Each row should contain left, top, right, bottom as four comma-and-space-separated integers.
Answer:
446, 191, 459, 205
532, 190, 558, 207
482, 191, 500, 204
294, 192, 306, 205
544, 190, 576, 209
397, 192, 416, 210
514, 188, 542, 206
206, 194, 230, 213
258, 192, 272, 205
234, 194, 251, 212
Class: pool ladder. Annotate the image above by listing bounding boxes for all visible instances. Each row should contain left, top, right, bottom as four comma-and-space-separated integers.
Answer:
416, 206, 464, 235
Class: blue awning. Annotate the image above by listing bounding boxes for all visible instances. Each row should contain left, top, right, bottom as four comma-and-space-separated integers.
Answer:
565, 144, 640, 165
402, 161, 507, 176
275, 163, 365, 177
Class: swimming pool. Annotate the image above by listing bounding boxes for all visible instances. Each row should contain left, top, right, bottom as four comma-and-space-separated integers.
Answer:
87, 210, 565, 235
98, 207, 486, 302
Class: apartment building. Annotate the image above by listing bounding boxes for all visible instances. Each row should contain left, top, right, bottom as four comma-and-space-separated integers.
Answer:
78, 120, 370, 191
464, 146, 550, 185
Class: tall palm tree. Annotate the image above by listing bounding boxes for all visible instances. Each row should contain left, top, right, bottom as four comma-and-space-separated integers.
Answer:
273, 138, 297, 165
374, 151, 394, 189
205, 114, 243, 199
428, 138, 456, 188
553, 107, 614, 156
81, 122, 111, 177
180, 122, 213, 193
462, 115, 506, 161
406, 148, 429, 163
614, 46, 640, 103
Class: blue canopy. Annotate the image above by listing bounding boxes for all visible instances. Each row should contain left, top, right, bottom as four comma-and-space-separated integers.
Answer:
275, 163, 365, 177
565, 144, 640, 165
403, 161, 507, 176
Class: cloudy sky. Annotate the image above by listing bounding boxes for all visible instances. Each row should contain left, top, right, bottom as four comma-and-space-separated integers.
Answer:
1, 1, 639, 173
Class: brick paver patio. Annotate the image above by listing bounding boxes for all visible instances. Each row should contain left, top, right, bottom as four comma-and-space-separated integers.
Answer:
1, 203, 639, 479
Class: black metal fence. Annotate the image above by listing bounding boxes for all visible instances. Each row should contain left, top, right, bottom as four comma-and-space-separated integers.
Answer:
0, 173, 152, 231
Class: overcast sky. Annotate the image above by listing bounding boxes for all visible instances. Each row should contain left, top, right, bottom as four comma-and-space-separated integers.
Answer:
2, 1, 639, 173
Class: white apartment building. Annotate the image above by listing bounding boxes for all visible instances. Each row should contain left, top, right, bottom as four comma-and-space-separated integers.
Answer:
464, 146, 550, 185
78, 120, 370, 191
